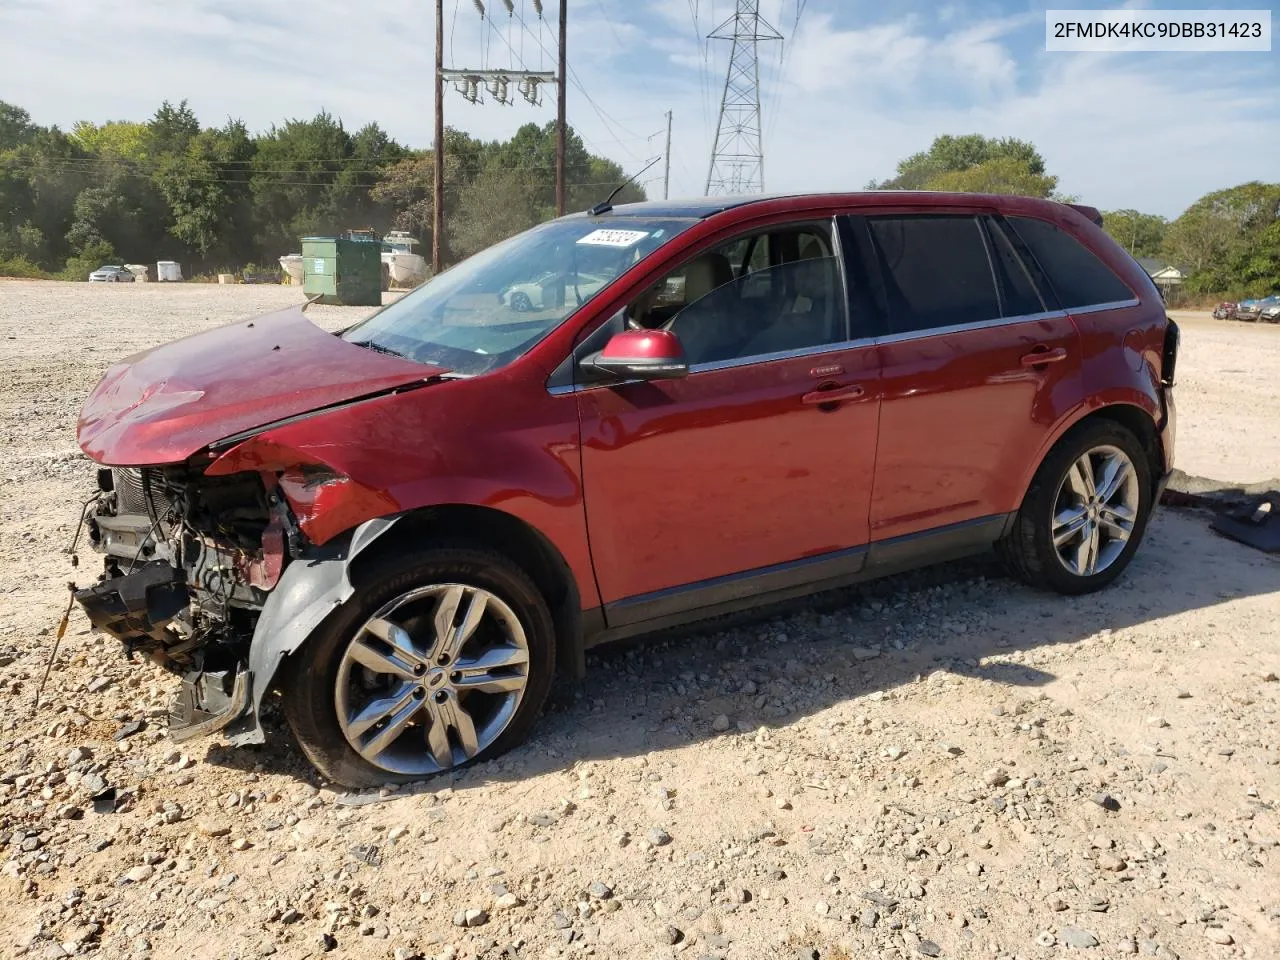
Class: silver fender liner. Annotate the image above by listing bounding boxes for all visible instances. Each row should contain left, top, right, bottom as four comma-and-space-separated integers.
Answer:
223, 515, 401, 745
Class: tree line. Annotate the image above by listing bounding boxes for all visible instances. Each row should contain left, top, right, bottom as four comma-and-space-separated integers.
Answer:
0, 99, 643, 280
871, 134, 1279, 300
4, 109, 1276, 300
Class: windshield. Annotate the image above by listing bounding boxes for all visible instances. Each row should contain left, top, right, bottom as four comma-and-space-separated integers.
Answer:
341, 217, 696, 374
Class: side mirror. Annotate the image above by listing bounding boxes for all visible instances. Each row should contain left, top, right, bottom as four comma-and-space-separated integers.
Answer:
587, 328, 689, 380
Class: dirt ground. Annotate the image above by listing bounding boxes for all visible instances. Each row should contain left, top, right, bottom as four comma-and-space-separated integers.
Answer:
0, 280, 1277, 960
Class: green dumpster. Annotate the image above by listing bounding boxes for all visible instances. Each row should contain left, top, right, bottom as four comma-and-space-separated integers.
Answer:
301, 237, 382, 306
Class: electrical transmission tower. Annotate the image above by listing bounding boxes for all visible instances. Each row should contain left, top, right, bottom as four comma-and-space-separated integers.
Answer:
704, 0, 782, 196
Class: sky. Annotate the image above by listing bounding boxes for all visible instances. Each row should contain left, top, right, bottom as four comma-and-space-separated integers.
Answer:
0, 0, 1276, 218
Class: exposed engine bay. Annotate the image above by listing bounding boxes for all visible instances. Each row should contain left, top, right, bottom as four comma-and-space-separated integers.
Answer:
75, 465, 300, 739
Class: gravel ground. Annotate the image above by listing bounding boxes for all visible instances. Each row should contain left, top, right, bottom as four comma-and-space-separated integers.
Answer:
1, 280, 1278, 960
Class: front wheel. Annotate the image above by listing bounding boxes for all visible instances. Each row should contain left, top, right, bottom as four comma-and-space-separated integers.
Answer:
280, 545, 555, 787
1000, 420, 1153, 595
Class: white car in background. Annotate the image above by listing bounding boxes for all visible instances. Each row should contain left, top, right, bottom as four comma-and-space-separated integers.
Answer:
88, 265, 135, 283
500, 271, 608, 312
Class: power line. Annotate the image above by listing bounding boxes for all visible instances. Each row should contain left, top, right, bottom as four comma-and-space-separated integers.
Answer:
507, 4, 643, 160
763, 0, 809, 150
687, 0, 712, 138
450, 0, 462, 67
593, 0, 625, 48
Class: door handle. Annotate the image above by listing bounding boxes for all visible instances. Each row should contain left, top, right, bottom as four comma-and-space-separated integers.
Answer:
1020, 346, 1068, 367
802, 384, 865, 406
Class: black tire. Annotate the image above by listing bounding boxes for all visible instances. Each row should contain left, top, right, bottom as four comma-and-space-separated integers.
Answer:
511, 292, 533, 312
999, 419, 1153, 595
279, 544, 555, 788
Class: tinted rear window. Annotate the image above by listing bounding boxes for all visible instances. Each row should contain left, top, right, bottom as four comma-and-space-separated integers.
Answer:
1007, 217, 1134, 309
984, 218, 1045, 318
866, 215, 1001, 334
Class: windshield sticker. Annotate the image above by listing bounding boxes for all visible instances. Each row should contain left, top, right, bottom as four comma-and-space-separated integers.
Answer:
577, 229, 649, 248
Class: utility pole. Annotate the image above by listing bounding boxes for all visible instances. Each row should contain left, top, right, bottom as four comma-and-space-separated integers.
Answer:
556, 0, 567, 216
432, 0, 445, 275
663, 110, 672, 200
705, 0, 781, 195
432, 2, 558, 271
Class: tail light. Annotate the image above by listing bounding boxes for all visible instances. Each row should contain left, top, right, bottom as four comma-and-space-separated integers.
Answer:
1161, 318, 1180, 386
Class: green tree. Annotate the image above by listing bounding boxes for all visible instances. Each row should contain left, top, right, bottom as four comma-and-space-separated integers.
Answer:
154, 119, 256, 262
2, 99, 648, 276
1102, 209, 1167, 259
1164, 182, 1280, 277
487, 121, 642, 217
0, 101, 38, 150
6, 126, 95, 269
871, 134, 1048, 191
449, 162, 542, 259
1228, 219, 1280, 293
71, 120, 149, 161
922, 155, 1058, 198
146, 100, 200, 156
251, 111, 356, 255
1168, 182, 1280, 296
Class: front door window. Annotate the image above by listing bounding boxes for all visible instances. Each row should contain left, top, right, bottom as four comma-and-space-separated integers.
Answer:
628, 222, 849, 366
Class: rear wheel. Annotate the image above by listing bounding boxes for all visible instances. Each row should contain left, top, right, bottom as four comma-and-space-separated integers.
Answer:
1000, 420, 1153, 595
280, 545, 555, 787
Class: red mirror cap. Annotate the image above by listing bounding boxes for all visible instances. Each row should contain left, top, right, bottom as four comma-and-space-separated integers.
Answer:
600, 328, 685, 364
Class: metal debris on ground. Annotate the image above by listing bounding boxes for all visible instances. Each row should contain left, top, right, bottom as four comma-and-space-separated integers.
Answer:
350, 843, 381, 866
1161, 470, 1280, 554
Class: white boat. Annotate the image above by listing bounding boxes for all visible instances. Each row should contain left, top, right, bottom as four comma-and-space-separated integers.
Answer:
278, 254, 304, 285
381, 231, 428, 287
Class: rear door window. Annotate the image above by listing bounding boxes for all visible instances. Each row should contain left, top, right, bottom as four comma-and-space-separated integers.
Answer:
865, 215, 1001, 334
1006, 216, 1134, 309
983, 218, 1046, 317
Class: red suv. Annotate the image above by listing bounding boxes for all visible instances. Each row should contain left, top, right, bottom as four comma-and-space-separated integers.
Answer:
74, 193, 1178, 786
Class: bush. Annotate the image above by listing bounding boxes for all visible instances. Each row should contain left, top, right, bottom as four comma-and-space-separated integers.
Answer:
57, 241, 119, 282
0, 256, 51, 279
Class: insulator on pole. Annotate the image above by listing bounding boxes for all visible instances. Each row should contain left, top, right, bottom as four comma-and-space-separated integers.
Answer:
472, 0, 485, 18
500, 0, 514, 13
532, 0, 543, 15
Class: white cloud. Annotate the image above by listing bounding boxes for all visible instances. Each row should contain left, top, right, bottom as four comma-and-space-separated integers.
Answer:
0, 1, 1276, 217
754, 11, 1279, 215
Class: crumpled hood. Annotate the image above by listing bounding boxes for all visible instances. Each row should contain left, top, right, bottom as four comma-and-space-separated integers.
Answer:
78, 306, 443, 466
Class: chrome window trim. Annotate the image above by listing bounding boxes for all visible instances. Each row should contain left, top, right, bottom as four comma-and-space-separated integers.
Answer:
548, 336, 877, 395
874, 309, 1069, 346
688, 335, 877, 374
975, 215, 1005, 318
851, 297, 1138, 348
1063, 298, 1140, 316
547, 299, 1142, 396
828, 214, 854, 343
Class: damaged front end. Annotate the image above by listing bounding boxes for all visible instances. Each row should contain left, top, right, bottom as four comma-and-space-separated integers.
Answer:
75, 464, 295, 742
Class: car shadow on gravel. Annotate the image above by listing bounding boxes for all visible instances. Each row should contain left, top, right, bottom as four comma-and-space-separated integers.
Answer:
202, 507, 1279, 794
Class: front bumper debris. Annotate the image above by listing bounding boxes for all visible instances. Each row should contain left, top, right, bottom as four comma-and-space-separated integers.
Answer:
74, 562, 188, 649
168, 667, 252, 743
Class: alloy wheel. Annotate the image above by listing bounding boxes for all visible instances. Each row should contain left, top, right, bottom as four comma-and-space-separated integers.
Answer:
1051, 444, 1141, 577
334, 583, 530, 775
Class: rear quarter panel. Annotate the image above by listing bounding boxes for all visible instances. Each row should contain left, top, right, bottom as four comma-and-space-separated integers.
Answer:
1011, 209, 1171, 497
